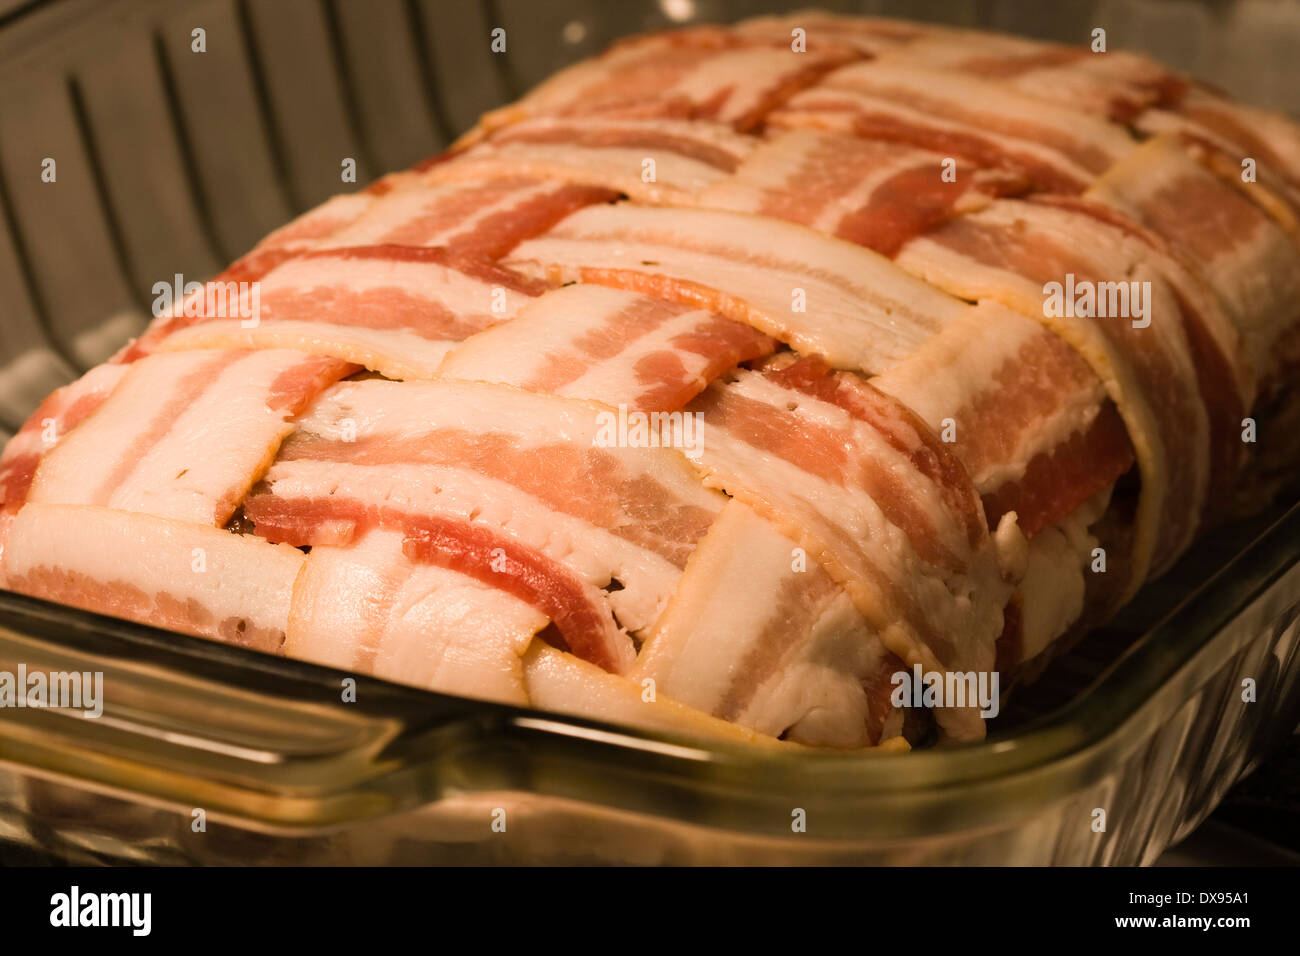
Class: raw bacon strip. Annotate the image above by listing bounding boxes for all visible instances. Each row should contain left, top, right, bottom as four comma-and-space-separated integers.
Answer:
873, 301, 1135, 537
0, 363, 127, 514
115, 173, 421, 364
430, 117, 757, 205
522, 642, 820, 749
734, 12, 935, 56
252, 171, 420, 256
698, 128, 1026, 256
438, 284, 775, 411
770, 61, 1136, 193
245, 378, 723, 639
27, 350, 353, 527
505, 203, 970, 374
122, 177, 604, 365
3, 503, 305, 653
250, 494, 631, 673
317, 175, 619, 260
1086, 135, 1300, 402
156, 246, 544, 380
684, 361, 1019, 740
287, 529, 546, 704
486, 26, 861, 133
1137, 88, 1300, 198
873, 30, 1185, 122
895, 199, 1211, 590
1027, 191, 1249, 535
634, 499, 909, 748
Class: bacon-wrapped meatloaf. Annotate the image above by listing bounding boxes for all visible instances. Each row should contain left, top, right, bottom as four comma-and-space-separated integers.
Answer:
3, 13, 1298, 749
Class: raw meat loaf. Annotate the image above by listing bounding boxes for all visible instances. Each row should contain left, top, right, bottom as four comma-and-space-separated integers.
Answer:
3, 12, 1298, 749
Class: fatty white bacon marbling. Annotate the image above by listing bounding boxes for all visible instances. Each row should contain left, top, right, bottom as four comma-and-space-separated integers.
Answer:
315, 174, 620, 260
870, 29, 1184, 122
634, 499, 908, 748
0, 363, 128, 515
119, 176, 606, 366
685, 358, 1020, 740
873, 300, 1134, 538
432, 117, 757, 205
288, 529, 545, 705
244, 379, 725, 674
505, 203, 969, 374
437, 284, 774, 411
3, 503, 304, 652
1086, 135, 1300, 402
26, 349, 353, 527
770, 60, 1136, 194
894, 199, 1220, 592
156, 246, 544, 380
697, 128, 1024, 256
733, 11, 934, 56
1136, 88, 1300, 206
485, 25, 860, 133
873, 302, 1133, 672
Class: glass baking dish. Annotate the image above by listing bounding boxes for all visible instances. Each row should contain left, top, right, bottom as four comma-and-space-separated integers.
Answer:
2, 0, 1299, 865
1, 492, 1297, 865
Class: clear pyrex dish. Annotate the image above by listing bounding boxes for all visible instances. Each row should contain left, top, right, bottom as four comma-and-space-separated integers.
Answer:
1, 0, 1299, 864
1, 494, 1297, 865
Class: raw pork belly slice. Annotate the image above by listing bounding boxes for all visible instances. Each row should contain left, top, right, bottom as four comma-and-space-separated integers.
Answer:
438, 284, 775, 411
873, 301, 1134, 538
1086, 135, 1300, 401
316, 174, 620, 260
5, 14, 1298, 751
27, 350, 353, 526
684, 359, 1019, 739
432, 117, 757, 205
869, 29, 1185, 121
894, 199, 1225, 592
635, 499, 910, 748
486, 25, 861, 133
3, 503, 304, 652
1137, 87, 1300, 202
770, 60, 1136, 193
505, 203, 969, 374
733, 12, 935, 56
288, 529, 545, 705
0, 363, 128, 515
244, 379, 725, 673
157, 246, 544, 380
697, 128, 1025, 255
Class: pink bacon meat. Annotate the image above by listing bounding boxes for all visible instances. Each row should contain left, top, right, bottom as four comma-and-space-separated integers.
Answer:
25, 349, 354, 527
157, 246, 546, 380
488, 25, 862, 133
770, 60, 1136, 194
438, 284, 775, 412
684, 357, 1017, 741
874, 301, 1136, 538
4, 503, 305, 653
506, 202, 969, 375
244, 379, 726, 674
699, 127, 1026, 256
894, 199, 1222, 591
431, 117, 757, 205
